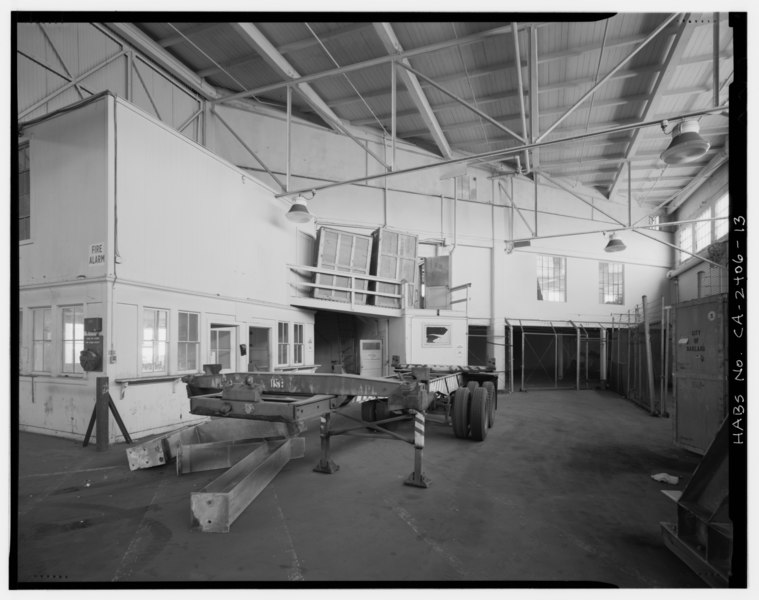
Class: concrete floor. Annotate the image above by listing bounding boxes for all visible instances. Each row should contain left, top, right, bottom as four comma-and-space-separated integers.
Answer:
13, 388, 709, 587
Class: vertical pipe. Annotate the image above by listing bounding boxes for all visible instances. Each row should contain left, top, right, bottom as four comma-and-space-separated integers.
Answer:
509, 324, 514, 394
627, 161, 632, 226
575, 326, 580, 390
610, 316, 615, 388
554, 330, 558, 389
625, 310, 631, 399
713, 13, 720, 108
286, 86, 292, 191
663, 306, 671, 417
521, 328, 525, 391
642, 296, 657, 415
534, 173, 539, 236
660, 296, 666, 416
96, 377, 110, 451
600, 326, 607, 387
391, 60, 397, 171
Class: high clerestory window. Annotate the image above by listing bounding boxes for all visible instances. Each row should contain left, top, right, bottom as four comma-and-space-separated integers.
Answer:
537, 255, 566, 302
19, 143, 30, 241
678, 192, 729, 263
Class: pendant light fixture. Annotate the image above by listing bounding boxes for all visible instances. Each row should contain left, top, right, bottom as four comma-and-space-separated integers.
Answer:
604, 232, 626, 253
660, 120, 711, 165
286, 193, 315, 223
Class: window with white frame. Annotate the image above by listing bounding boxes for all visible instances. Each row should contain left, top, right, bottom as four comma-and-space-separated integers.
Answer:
19, 143, 30, 241
694, 207, 711, 252
599, 262, 624, 305
62, 305, 84, 374
178, 311, 199, 372
32, 307, 52, 372
210, 327, 232, 370
142, 308, 168, 373
537, 255, 566, 302
714, 194, 729, 239
679, 225, 693, 263
677, 193, 729, 263
277, 322, 289, 365
293, 324, 304, 364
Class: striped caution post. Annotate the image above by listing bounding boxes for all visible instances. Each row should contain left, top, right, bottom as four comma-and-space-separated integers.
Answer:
313, 412, 339, 474
404, 410, 430, 488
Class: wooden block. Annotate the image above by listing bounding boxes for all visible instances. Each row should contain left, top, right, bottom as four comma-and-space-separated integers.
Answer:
191, 437, 305, 533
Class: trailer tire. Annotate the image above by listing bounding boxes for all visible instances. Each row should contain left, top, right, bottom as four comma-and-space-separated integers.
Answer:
483, 381, 496, 427
470, 387, 489, 441
452, 387, 471, 439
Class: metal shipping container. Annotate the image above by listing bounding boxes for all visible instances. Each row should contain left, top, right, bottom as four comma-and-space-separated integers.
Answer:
672, 294, 727, 454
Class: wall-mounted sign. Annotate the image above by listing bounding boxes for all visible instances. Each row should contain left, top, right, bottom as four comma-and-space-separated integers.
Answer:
88, 242, 105, 267
423, 323, 451, 347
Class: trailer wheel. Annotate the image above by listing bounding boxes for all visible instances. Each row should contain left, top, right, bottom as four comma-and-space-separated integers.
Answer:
483, 381, 496, 427
452, 387, 471, 438
470, 387, 489, 442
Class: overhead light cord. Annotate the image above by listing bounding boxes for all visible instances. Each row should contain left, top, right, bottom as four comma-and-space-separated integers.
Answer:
452, 23, 490, 150
304, 22, 390, 138
167, 23, 265, 103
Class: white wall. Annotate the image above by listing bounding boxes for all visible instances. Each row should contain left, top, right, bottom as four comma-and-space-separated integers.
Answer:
19, 96, 111, 285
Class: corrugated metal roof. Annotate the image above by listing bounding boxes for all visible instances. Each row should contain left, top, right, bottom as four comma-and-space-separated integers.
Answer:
125, 14, 734, 209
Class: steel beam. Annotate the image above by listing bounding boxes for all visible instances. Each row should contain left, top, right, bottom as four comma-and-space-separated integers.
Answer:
374, 24, 452, 158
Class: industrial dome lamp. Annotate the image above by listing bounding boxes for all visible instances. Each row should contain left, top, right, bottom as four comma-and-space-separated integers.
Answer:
604, 232, 626, 253
660, 120, 711, 165
286, 193, 315, 223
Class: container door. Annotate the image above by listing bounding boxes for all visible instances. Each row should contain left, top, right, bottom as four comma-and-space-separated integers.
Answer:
673, 295, 727, 454
359, 339, 383, 378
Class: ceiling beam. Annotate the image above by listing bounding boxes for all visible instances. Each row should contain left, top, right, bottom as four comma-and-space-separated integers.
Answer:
536, 13, 681, 144
214, 24, 518, 104
373, 22, 452, 158
106, 22, 221, 100
606, 14, 694, 202
230, 22, 347, 136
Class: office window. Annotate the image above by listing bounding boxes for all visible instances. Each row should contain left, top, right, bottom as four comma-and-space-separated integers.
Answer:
293, 323, 304, 365
62, 306, 84, 374
277, 322, 289, 365
694, 207, 711, 252
714, 194, 729, 239
178, 311, 199, 372
210, 328, 232, 370
599, 263, 624, 305
537, 255, 566, 302
19, 143, 30, 241
142, 308, 168, 373
32, 308, 52, 372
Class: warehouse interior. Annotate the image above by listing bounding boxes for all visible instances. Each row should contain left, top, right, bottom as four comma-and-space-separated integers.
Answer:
11, 13, 747, 588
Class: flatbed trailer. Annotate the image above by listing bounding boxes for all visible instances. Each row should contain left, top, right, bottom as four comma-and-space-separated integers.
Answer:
179, 366, 498, 531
